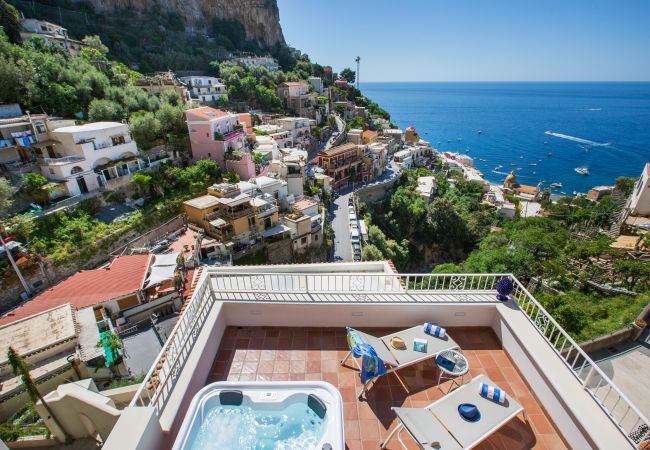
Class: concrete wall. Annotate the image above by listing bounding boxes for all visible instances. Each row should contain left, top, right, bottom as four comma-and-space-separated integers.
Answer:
103, 407, 162, 450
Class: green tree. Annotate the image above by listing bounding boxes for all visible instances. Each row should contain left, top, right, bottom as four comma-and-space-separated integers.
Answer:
88, 99, 125, 122
340, 67, 356, 84
81, 35, 109, 57
0, 1, 21, 44
129, 112, 161, 150
131, 173, 152, 197
7, 347, 72, 443
614, 176, 636, 197
159, 89, 183, 106
23, 173, 49, 203
361, 244, 383, 261
0, 176, 17, 214
155, 102, 185, 138
613, 259, 650, 290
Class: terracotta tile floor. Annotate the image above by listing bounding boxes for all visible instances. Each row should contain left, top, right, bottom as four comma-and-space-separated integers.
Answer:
207, 326, 568, 450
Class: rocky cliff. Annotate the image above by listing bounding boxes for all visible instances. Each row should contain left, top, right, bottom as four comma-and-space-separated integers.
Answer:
81, 0, 284, 49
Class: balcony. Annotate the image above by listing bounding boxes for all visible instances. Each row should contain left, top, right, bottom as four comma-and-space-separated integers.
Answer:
126, 270, 648, 450
37, 155, 85, 166
214, 130, 244, 142
206, 206, 253, 221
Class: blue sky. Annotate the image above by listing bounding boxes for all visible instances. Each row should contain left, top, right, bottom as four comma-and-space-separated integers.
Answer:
277, 0, 650, 82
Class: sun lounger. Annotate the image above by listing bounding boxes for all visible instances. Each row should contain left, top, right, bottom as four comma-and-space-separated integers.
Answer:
381, 374, 524, 449
341, 326, 460, 399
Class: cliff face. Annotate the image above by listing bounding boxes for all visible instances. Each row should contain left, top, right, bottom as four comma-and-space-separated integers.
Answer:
83, 0, 284, 48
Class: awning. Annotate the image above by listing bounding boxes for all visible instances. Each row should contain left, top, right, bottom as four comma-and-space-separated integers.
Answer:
144, 252, 179, 288
209, 218, 228, 228
261, 224, 290, 238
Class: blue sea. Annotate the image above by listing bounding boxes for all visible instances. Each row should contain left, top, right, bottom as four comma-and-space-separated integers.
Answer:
362, 82, 650, 193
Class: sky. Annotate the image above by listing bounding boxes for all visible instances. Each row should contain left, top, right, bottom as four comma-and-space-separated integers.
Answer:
277, 0, 650, 82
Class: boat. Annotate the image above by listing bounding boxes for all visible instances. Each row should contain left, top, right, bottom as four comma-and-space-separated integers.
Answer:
528, 163, 537, 166
547, 152, 552, 156
495, 164, 503, 170
477, 130, 482, 134
550, 182, 562, 188
574, 167, 590, 176
457, 137, 462, 142
544, 141, 548, 145
447, 139, 451, 143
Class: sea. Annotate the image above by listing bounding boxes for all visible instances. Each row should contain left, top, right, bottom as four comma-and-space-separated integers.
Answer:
361, 82, 650, 194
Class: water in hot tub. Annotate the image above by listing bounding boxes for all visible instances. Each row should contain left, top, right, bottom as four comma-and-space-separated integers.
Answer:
188, 401, 326, 450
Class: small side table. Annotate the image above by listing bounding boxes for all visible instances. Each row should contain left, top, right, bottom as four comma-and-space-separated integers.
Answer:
435, 349, 469, 393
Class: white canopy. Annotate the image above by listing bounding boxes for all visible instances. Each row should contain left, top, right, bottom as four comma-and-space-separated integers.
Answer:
144, 252, 179, 289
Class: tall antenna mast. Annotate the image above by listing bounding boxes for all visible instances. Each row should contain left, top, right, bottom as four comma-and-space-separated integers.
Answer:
355, 56, 361, 91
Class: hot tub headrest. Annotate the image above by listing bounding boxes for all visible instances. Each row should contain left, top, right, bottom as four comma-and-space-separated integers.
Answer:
219, 390, 243, 406
307, 394, 327, 419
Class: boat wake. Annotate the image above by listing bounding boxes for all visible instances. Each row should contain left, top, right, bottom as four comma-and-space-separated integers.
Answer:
544, 131, 610, 147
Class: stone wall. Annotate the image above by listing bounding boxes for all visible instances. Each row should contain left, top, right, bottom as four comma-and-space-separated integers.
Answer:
355, 177, 398, 204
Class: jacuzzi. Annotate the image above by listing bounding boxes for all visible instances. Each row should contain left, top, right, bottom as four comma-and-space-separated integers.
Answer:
172, 381, 345, 450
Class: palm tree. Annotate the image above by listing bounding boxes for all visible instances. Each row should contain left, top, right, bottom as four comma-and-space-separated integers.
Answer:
6, 347, 72, 444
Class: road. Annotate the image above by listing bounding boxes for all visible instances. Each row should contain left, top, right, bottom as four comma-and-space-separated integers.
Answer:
328, 160, 401, 262
330, 191, 353, 261
309, 115, 344, 160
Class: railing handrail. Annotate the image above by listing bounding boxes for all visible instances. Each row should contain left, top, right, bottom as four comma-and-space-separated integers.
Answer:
130, 271, 649, 447
509, 276, 649, 447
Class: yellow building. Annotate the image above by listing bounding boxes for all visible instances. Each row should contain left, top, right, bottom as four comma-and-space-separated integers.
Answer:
183, 182, 280, 244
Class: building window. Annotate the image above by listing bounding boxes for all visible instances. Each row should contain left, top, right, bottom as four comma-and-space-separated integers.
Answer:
35, 122, 46, 134
49, 169, 54, 175
301, 237, 307, 245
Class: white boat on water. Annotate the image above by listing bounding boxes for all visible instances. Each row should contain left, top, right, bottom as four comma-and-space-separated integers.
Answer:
528, 163, 537, 166
575, 167, 590, 176
550, 182, 562, 188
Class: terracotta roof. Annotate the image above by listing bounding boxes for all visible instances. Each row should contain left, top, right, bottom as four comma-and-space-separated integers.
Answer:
293, 197, 318, 211
0, 254, 151, 326
517, 184, 539, 195
185, 106, 230, 121
362, 130, 378, 141
320, 143, 358, 157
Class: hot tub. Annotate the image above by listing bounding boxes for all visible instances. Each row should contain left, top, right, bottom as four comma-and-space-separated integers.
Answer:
172, 381, 344, 450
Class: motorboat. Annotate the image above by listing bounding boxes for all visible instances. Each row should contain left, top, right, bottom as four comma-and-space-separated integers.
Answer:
550, 182, 562, 188
574, 167, 589, 176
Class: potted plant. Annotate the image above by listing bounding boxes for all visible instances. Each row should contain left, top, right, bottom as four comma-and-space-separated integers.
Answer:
632, 319, 647, 340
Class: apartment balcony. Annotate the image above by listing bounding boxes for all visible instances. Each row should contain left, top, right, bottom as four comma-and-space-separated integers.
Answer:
125, 269, 648, 450
37, 155, 85, 166
206, 206, 253, 222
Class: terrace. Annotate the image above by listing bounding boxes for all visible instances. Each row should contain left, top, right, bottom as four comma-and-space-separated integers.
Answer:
110, 265, 648, 450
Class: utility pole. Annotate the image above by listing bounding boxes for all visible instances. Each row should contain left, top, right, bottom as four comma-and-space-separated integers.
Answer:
355, 56, 361, 91
0, 224, 32, 297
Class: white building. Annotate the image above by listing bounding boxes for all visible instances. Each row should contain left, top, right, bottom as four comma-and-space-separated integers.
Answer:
254, 176, 288, 206
179, 76, 227, 104
276, 117, 312, 150
628, 162, 650, 216
416, 176, 437, 202
20, 19, 84, 56
39, 122, 143, 196
254, 124, 293, 149
307, 77, 325, 95
393, 149, 413, 169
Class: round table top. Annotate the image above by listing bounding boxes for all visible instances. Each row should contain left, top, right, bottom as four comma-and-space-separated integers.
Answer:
436, 349, 469, 376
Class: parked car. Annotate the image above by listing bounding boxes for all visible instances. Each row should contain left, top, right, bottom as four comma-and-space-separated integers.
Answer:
348, 206, 355, 215
348, 197, 354, 206
350, 229, 360, 244
349, 213, 357, 222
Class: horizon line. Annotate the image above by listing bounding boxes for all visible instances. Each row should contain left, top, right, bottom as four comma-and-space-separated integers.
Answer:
358, 80, 650, 83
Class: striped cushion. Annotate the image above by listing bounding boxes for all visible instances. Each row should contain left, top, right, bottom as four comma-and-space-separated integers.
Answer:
424, 322, 446, 338
479, 383, 507, 404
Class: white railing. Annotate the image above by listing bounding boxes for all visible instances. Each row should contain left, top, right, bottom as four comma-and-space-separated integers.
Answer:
129, 273, 503, 413
129, 272, 649, 447
130, 276, 216, 412
510, 278, 649, 448
37, 155, 85, 165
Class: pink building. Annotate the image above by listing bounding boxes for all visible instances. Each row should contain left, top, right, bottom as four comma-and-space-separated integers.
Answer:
185, 107, 249, 166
